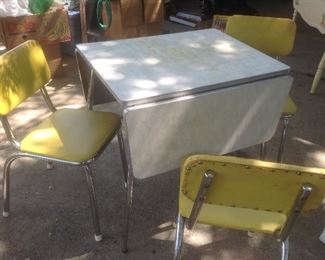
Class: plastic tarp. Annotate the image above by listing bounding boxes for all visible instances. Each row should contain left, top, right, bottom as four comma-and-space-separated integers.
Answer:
0, 0, 30, 17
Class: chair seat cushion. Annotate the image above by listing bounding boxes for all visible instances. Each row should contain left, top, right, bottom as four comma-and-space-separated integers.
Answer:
180, 194, 286, 235
282, 96, 297, 116
20, 108, 120, 162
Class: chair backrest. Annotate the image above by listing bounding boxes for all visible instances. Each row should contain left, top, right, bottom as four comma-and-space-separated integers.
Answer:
181, 155, 325, 214
225, 15, 296, 57
0, 40, 51, 116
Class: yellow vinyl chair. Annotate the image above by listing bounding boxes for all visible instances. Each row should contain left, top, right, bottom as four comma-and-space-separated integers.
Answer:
173, 154, 325, 260
0, 40, 121, 242
225, 15, 297, 163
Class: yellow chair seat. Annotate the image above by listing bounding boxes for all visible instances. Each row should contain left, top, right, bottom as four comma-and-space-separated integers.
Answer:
180, 194, 286, 234
21, 108, 120, 162
282, 96, 297, 116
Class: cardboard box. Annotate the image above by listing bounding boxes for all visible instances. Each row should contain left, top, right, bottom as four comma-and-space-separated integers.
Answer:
138, 22, 163, 37
43, 44, 63, 77
143, 0, 164, 23
104, 0, 164, 39
0, 8, 70, 49
119, 0, 143, 26
0, 8, 70, 76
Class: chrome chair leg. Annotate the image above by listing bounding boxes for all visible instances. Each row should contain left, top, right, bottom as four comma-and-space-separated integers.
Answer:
2, 153, 23, 217
319, 228, 325, 244
3, 155, 16, 217
281, 238, 289, 260
260, 142, 266, 160
83, 165, 102, 242
173, 213, 185, 260
277, 116, 290, 163
122, 166, 134, 253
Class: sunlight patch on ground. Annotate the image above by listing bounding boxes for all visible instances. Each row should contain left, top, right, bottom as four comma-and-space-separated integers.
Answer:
219, 249, 250, 260
158, 221, 174, 229
152, 229, 175, 241
307, 150, 325, 167
10, 109, 49, 126
293, 137, 316, 146
152, 221, 175, 241
0, 241, 8, 258
65, 84, 78, 88
152, 222, 214, 247
64, 252, 94, 260
292, 136, 325, 166
184, 228, 214, 247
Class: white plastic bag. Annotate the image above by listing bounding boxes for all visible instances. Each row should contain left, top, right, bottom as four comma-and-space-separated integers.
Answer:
0, 0, 30, 17
18, 0, 29, 9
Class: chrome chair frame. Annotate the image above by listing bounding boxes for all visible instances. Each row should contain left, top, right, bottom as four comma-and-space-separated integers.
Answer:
260, 114, 292, 163
1, 85, 120, 242
82, 66, 132, 251
260, 55, 293, 163
81, 67, 132, 249
173, 169, 313, 260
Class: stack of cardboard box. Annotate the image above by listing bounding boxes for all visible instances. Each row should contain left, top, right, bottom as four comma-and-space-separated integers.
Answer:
104, 0, 164, 39
0, 8, 70, 76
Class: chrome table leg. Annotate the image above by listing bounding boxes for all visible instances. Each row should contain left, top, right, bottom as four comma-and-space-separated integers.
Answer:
173, 213, 185, 260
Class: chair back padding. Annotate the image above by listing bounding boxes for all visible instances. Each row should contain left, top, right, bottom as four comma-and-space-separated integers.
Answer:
225, 15, 296, 57
0, 40, 51, 115
180, 155, 325, 215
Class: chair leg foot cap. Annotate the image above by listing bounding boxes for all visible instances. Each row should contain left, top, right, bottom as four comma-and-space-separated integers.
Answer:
3, 211, 10, 217
94, 234, 103, 242
46, 162, 54, 170
319, 229, 325, 244
122, 248, 128, 254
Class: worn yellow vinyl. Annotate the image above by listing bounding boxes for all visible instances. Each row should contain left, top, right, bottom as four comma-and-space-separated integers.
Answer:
225, 15, 297, 119
225, 15, 296, 57
21, 108, 121, 162
282, 96, 297, 116
179, 154, 325, 234
0, 40, 51, 115
180, 193, 286, 234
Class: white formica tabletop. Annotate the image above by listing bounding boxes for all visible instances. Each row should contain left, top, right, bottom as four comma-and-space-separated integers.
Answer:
76, 29, 290, 107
